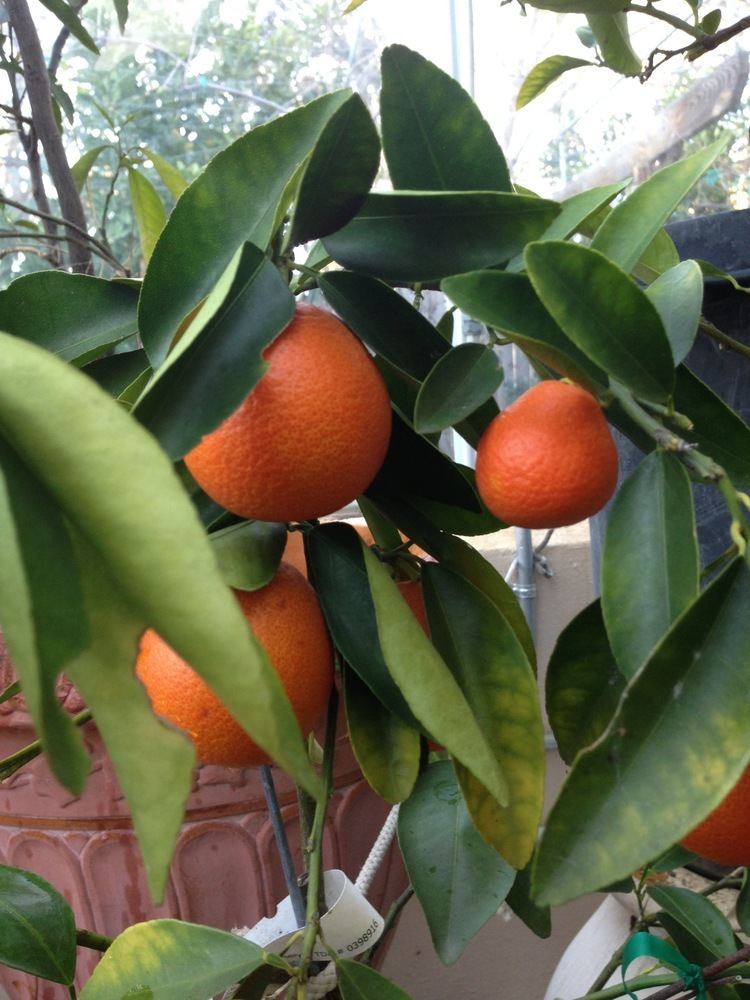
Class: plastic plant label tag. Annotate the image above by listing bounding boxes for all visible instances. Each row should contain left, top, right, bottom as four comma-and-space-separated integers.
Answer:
244, 869, 384, 962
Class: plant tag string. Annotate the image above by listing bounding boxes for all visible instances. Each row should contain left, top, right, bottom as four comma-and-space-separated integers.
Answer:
243, 869, 384, 963
622, 932, 707, 999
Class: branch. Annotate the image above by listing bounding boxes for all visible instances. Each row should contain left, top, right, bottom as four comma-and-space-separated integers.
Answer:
0, 228, 125, 273
7, 0, 92, 271
640, 13, 750, 81
48, 0, 89, 79
646, 945, 750, 1000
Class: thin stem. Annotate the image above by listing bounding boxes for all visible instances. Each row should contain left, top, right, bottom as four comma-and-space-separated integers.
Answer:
646, 947, 750, 1000
571, 972, 677, 1000
296, 687, 338, 989
625, 3, 703, 38
0, 228, 124, 272
76, 928, 113, 952
0, 709, 92, 780
700, 875, 742, 895
361, 885, 414, 966
68, 985, 77, 999
700, 318, 750, 363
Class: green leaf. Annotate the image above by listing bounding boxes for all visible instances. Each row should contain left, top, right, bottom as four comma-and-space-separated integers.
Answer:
587, 13, 641, 75
133, 242, 294, 459
442, 269, 605, 388
113, 0, 128, 31
209, 520, 286, 591
737, 870, 750, 936
336, 959, 413, 1000
701, 9, 722, 34
648, 885, 736, 961
319, 271, 450, 382
306, 523, 423, 731
674, 366, 750, 487
0, 679, 20, 704
545, 600, 625, 765
65, 535, 195, 903
139, 90, 351, 368
0, 336, 321, 815
648, 844, 697, 872
127, 167, 167, 264
516, 55, 594, 109
84, 349, 150, 397
398, 762, 515, 965
49, 79, 74, 123
602, 452, 698, 679
534, 560, 750, 906
37, 0, 98, 54
0, 271, 138, 363
365, 546, 509, 806
380, 44, 510, 192
0, 438, 90, 793
423, 564, 544, 869
0, 866, 76, 985
343, 665, 419, 804
140, 147, 188, 199
286, 93, 380, 247
645, 260, 703, 364
79, 919, 271, 1000
414, 344, 502, 434
324, 191, 560, 284
506, 862, 551, 938
524, 241, 675, 402
365, 497, 534, 667
590, 139, 729, 273
70, 144, 111, 191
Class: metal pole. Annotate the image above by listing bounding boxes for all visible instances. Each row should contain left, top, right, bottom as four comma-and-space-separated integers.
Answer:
260, 764, 307, 929
513, 527, 537, 640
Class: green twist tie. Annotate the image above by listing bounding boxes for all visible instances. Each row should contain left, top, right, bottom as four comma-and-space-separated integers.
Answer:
622, 932, 706, 999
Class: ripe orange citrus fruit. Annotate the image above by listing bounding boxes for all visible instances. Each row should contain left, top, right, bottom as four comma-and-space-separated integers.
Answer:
399, 579, 429, 634
681, 765, 750, 866
475, 380, 618, 529
135, 562, 334, 767
184, 304, 392, 522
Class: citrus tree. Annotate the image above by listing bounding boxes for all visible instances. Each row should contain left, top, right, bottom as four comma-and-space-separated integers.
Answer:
1, 29, 750, 1000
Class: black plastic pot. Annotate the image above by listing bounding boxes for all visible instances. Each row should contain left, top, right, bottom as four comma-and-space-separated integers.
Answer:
590, 208, 750, 579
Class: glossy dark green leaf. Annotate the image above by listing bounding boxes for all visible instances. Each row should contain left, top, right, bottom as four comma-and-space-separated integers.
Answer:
127, 167, 167, 263
590, 139, 729, 274
343, 665, 420, 804
398, 762, 515, 964
367, 414, 484, 515
442, 269, 605, 387
319, 271, 449, 380
645, 260, 703, 364
37, 0, 98, 53
525, 241, 674, 402
545, 600, 625, 766
365, 546, 508, 806
0, 866, 76, 984
71, 144, 112, 191
324, 191, 560, 284
113, 0, 128, 32
0, 271, 138, 363
436, 309, 455, 342
673, 366, 750, 487
0, 438, 90, 792
65, 534, 195, 903
79, 919, 271, 1000
414, 344, 502, 434
648, 844, 697, 872
517, 55, 594, 109
84, 349, 150, 397
306, 523, 422, 731
286, 94, 379, 247
648, 885, 736, 962
534, 560, 750, 906
139, 90, 351, 367
0, 334, 321, 850
586, 13, 641, 75
209, 520, 286, 591
134, 242, 294, 459
336, 960, 413, 1000
737, 870, 750, 936
423, 565, 543, 868
369, 497, 533, 666
141, 147, 188, 199
380, 44, 510, 192
506, 862, 551, 939
602, 452, 698, 679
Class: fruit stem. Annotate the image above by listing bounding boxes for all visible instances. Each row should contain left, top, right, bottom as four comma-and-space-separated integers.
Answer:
0, 708, 92, 781
296, 686, 338, 989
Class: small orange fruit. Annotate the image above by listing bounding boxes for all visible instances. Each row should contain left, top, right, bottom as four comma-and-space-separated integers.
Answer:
681, 765, 750, 866
475, 380, 618, 529
399, 579, 429, 635
184, 304, 392, 522
136, 562, 334, 767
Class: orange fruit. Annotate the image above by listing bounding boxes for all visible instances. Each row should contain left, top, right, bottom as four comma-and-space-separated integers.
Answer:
475, 380, 618, 529
184, 304, 392, 522
681, 765, 750, 866
399, 579, 429, 634
135, 562, 334, 767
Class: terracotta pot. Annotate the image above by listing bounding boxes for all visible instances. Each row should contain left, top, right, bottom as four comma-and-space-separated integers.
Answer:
0, 646, 406, 999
